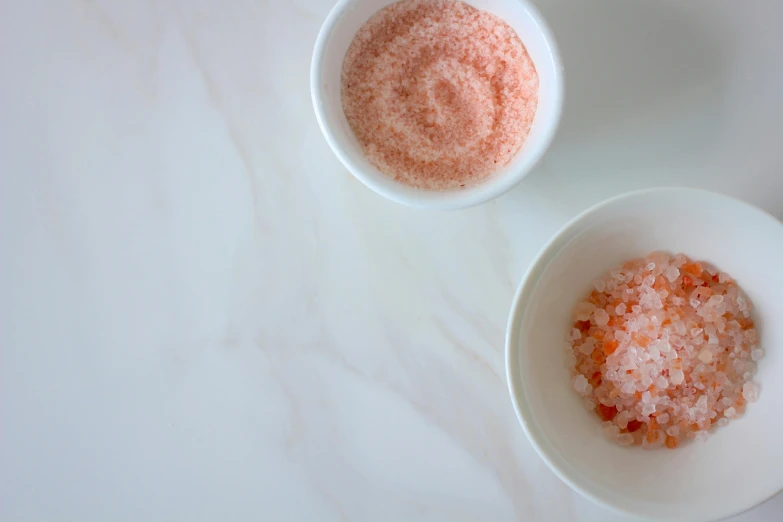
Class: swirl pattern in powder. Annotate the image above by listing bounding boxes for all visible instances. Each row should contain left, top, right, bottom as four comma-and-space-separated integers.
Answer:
341, 0, 539, 190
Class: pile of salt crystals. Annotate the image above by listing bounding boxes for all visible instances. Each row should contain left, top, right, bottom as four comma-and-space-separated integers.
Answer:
567, 252, 762, 449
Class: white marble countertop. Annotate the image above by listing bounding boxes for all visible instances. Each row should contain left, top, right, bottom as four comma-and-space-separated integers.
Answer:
1, 1, 781, 520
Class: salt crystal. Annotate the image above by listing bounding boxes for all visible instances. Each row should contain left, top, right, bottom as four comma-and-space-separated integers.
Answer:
663, 266, 679, 283
690, 298, 700, 309
698, 349, 713, 364
742, 382, 759, 403
617, 433, 634, 446
574, 301, 596, 321
603, 424, 620, 440
717, 418, 729, 427
670, 369, 685, 385
690, 328, 703, 338
615, 303, 627, 316
666, 425, 679, 436
724, 407, 736, 418
656, 376, 669, 390
631, 305, 642, 314
657, 413, 670, 424
573, 374, 589, 394
751, 348, 764, 362
718, 272, 731, 284
570, 328, 582, 341
642, 403, 656, 416
593, 308, 609, 326
643, 275, 656, 287
694, 431, 709, 443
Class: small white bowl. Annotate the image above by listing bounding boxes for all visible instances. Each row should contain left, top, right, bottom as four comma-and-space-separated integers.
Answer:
506, 188, 783, 521
310, 0, 563, 209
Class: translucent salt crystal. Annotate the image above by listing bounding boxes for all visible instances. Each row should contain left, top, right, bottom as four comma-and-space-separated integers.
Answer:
593, 308, 610, 326
578, 341, 595, 356
657, 413, 670, 424
670, 369, 685, 385
708, 295, 724, 306
736, 296, 747, 312
570, 328, 582, 341
593, 279, 606, 292
641, 391, 653, 404
603, 424, 620, 440
656, 376, 669, 390
666, 425, 679, 436
742, 382, 759, 403
733, 359, 745, 373
743, 371, 752, 381
658, 341, 671, 354
615, 303, 627, 315
641, 375, 653, 389
698, 349, 713, 364
584, 398, 596, 411
643, 275, 656, 287
718, 272, 731, 284
690, 298, 700, 309
617, 433, 634, 446
616, 410, 631, 429
745, 329, 757, 345
646, 262, 656, 271
717, 417, 729, 427
621, 381, 636, 394
690, 327, 703, 338
674, 322, 686, 335
724, 407, 736, 418
632, 305, 642, 314
642, 403, 656, 416
574, 301, 596, 321
751, 348, 764, 362
573, 375, 589, 394
721, 397, 732, 407
694, 431, 709, 443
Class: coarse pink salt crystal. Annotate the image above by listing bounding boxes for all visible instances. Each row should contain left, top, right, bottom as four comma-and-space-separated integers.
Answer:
341, 0, 539, 190
567, 252, 763, 449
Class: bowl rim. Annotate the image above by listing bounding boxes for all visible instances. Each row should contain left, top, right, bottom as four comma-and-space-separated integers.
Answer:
505, 186, 783, 521
310, 0, 565, 210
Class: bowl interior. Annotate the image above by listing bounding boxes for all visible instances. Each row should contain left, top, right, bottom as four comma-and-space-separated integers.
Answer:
507, 188, 783, 521
311, 0, 563, 208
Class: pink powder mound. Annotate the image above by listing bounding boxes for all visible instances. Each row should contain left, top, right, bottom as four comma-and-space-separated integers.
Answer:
341, 0, 539, 190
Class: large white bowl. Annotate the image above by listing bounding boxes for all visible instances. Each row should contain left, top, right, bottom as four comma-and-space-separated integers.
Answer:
506, 188, 783, 521
310, 0, 563, 209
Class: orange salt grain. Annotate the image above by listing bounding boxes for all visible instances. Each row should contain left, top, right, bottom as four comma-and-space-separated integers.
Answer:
597, 404, 618, 421
603, 339, 619, 355
665, 435, 679, 449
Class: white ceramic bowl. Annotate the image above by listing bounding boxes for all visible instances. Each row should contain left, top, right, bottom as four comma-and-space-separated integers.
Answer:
506, 188, 783, 521
310, 0, 563, 209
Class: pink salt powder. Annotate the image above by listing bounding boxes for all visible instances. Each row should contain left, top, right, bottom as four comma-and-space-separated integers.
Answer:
341, 0, 539, 190
568, 252, 763, 449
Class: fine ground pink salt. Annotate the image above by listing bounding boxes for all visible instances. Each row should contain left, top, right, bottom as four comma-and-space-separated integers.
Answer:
568, 253, 762, 449
341, 0, 539, 190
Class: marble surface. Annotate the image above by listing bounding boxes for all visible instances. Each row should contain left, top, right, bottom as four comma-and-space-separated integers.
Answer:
1, 0, 782, 520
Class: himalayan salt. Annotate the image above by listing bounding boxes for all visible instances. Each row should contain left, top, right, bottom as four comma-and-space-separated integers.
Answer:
341, 0, 538, 190
567, 252, 762, 449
